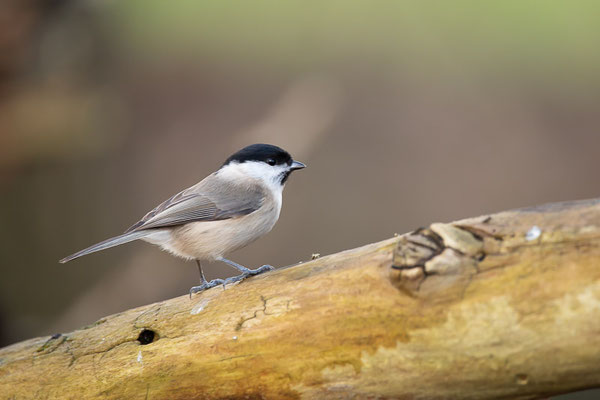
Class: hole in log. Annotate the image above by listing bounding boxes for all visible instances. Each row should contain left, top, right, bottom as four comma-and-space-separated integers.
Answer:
515, 373, 529, 385
137, 329, 156, 345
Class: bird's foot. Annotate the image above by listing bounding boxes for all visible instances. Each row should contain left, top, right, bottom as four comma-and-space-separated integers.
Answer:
189, 278, 225, 297
189, 265, 275, 296
221, 265, 275, 288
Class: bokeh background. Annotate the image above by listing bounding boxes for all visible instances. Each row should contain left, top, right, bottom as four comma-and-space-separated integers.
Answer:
1, 1, 600, 397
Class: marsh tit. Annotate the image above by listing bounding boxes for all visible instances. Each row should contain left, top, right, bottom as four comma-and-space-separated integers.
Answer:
60, 143, 306, 295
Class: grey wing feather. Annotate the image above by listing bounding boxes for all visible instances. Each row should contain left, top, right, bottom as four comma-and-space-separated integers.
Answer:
125, 178, 264, 233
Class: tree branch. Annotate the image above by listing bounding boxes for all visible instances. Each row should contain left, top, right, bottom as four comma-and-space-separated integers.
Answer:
2, 199, 600, 399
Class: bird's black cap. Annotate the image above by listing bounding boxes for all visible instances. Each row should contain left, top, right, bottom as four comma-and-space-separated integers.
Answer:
223, 144, 293, 166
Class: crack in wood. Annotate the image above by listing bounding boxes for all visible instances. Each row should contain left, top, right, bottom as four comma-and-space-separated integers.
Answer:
235, 295, 269, 331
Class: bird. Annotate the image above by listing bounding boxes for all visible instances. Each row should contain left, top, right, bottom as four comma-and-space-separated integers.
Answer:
60, 143, 306, 295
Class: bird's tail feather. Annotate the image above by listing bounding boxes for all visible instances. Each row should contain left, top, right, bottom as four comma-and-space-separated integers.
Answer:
59, 231, 150, 263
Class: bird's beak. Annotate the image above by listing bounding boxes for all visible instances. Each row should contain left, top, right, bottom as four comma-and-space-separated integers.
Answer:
290, 160, 306, 170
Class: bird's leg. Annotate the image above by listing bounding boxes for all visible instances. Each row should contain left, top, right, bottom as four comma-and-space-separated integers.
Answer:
189, 259, 225, 297
216, 257, 274, 287
197, 259, 207, 284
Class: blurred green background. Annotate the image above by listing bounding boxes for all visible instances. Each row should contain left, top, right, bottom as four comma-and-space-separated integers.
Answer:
1, 1, 600, 397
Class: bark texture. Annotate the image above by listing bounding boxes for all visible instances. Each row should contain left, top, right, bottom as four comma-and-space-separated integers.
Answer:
2, 199, 600, 399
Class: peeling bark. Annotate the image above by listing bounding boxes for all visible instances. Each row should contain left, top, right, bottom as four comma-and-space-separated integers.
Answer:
2, 199, 600, 399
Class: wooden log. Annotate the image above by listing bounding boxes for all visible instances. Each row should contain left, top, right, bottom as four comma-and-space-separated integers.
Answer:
2, 199, 600, 399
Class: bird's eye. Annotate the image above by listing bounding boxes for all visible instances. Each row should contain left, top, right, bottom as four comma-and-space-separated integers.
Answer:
266, 158, 276, 166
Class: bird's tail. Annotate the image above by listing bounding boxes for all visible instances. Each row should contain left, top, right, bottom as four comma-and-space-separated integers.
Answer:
59, 231, 150, 263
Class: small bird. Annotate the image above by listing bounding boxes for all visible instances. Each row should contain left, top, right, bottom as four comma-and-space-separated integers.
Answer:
60, 143, 306, 295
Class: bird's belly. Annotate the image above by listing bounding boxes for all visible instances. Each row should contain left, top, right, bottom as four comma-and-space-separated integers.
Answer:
168, 205, 280, 260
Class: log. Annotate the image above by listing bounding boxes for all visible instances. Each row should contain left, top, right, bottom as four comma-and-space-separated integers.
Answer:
2, 199, 600, 399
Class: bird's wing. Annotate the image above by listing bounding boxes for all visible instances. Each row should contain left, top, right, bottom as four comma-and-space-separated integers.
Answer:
125, 178, 265, 232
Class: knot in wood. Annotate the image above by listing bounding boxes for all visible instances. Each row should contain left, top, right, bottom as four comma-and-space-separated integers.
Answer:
391, 223, 484, 297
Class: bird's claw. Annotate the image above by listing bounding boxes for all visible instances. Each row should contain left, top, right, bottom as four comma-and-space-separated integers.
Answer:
249, 264, 275, 275
221, 265, 275, 288
189, 278, 225, 297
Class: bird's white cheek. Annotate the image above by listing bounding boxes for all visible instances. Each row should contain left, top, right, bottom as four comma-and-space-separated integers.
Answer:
222, 161, 287, 190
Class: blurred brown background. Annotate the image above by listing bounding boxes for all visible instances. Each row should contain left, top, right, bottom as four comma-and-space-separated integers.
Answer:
1, 1, 599, 397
